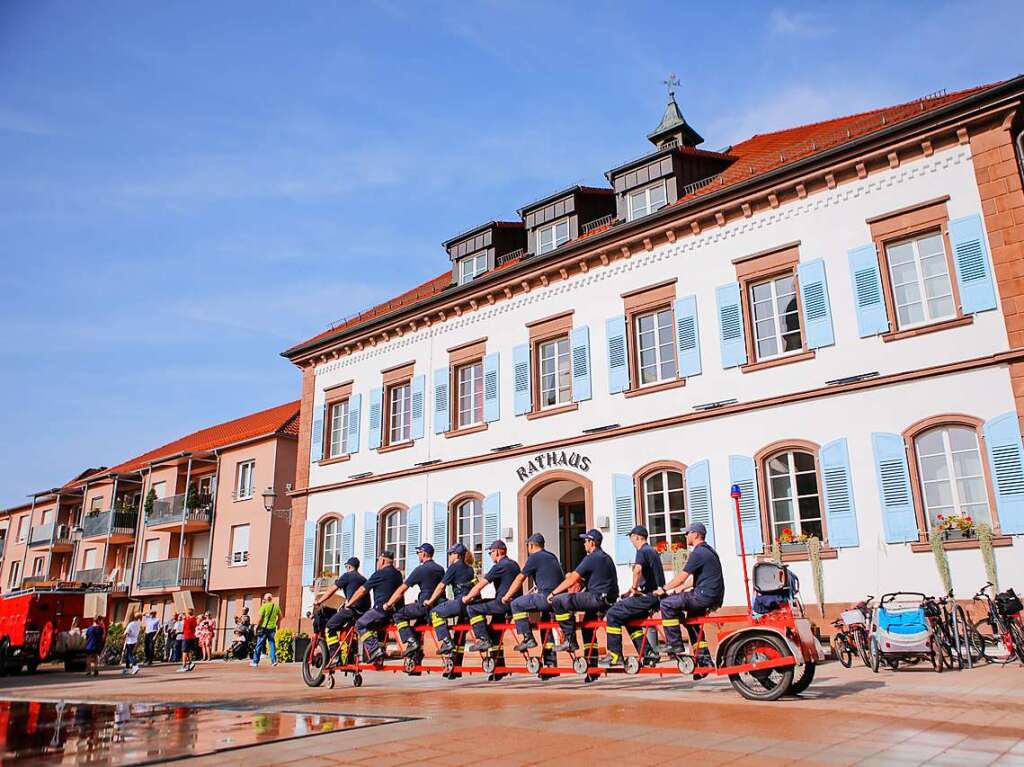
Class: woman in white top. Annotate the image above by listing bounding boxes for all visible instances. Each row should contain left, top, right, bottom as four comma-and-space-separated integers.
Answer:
122, 613, 143, 675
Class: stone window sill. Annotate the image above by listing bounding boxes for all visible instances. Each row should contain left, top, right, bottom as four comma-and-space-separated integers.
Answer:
377, 440, 414, 454
909, 535, 1012, 553
624, 377, 686, 398
771, 546, 839, 563
882, 315, 972, 342
526, 402, 579, 421
318, 454, 352, 467
741, 350, 815, 374
444, 422, 489, 439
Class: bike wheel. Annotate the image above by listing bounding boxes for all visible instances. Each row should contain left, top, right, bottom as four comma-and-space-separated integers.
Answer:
302, 637, 328, 687
854, 629, 872, 667
1010, 621, 1024, 665
930, 637, 943, 673
870, 638, 881, 674
726, 634, 794, 702
938, 631, 961, 671
831, 634, 853, 668
787, 661, 816, 696
971, 618, 996, 663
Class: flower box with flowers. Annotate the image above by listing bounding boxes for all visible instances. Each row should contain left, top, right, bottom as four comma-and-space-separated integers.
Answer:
778, 528, 810, 552
655, 540, 688, 572
936, 513, 975, 540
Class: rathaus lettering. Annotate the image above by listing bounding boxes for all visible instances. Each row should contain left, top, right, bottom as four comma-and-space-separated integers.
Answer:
515, 451, 591, 481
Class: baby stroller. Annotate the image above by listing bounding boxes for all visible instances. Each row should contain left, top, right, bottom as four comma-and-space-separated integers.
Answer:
869, 592, 940, 672
227, 632, 250, 660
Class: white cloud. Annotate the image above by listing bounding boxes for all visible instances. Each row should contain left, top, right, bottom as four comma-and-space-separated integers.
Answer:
769, 8, 831, 38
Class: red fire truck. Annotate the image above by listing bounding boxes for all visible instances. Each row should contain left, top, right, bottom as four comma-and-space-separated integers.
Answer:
0, 586, 104, 674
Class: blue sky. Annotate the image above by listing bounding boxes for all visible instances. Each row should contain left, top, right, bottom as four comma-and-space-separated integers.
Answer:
0, 1, 1020, 506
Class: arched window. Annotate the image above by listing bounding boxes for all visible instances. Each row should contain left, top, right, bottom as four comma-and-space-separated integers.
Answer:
765, 450, 823, 542
319, 517, 341, 577
913, 425, 990, 530
641, 469, 686, 550
381, 507, 408, 573
454, 497, 484, 568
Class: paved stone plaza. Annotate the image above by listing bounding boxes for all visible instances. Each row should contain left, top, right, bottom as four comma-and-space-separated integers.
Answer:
2, 660, 1023, 765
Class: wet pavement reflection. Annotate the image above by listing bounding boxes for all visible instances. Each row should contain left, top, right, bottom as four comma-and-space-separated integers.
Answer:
0, 699, 404, 764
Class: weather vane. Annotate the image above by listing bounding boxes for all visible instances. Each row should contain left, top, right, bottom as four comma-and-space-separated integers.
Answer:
663, 72, 680, 98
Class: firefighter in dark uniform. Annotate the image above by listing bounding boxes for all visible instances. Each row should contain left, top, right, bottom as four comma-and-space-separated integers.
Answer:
383, 543, 445, 661
313, 556, 369, 662
550, 529, 619, 671
464, 540, 521, 676
600, 525, 664, 668
429, 543, 477, 676
503, 533, 563, 667
347, 550, 404, 664
657, 522, 724, 676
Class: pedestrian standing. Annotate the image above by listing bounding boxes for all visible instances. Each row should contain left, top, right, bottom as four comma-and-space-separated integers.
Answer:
143, 610, 160, 665
122, 613, 142, 675
173, 613, 184, 663
84, 616, 105, 677
250, 593, 281, 667
197, 612, 214, 661
178, 608, 197, 673
163, 614, 177, 662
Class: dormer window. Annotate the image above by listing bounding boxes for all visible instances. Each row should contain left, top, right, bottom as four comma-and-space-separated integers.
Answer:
458, 252, 488, 285
537, 218, 571, 255
627, 182, 667, 221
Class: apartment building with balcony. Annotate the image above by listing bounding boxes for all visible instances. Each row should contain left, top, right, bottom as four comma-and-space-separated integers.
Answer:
280, 76, 1024, 627
1, 402, 299, 639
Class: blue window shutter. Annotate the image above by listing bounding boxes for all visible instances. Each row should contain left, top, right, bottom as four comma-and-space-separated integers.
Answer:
433, 367, 450, 434
362, 510, 379, 569
847, 244, 889, 337
685, 459, 715, 549
367, 387, 383, 450
483, 493, 500, 546
483, 353, 500, 422
983, 412, 1024, 534
820, 438, 859, 548
715, 283, 747, 369
341, 514, 356, 563
410, 374, 426, 441
432, 501, 449, 550
871, 433, 919, 543
797, 258, 835, 349
949, 214, 997, 314
347, 393, 361, 454
605, 315, 629, 394
513, 343, 532, 416
612, 474, 636, 565
570, 326, 592, 402
674, 295, 702, 378
309, 401, 325, 464
728, 455, 763, 555
301, 519, 317, 585
405, 504, 422, 570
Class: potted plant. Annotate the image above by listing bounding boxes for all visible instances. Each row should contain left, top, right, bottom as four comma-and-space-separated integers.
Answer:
670, 541, 688, 572
936, 513, 975, 540
778, 527, 811, 553
143, 488, 157, 519
655, 540, 671, 568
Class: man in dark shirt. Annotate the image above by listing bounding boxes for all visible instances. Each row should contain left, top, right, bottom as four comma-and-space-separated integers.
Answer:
657, 522, 724, 673
348, 550, 404, 664
429, 543, 478, 673
600, 525, 665, 668
383, 543, 445, 659
549, 529, 619, 673
502, 533, 563, 667
464, 540, 521, 654
313, 557, 369, 661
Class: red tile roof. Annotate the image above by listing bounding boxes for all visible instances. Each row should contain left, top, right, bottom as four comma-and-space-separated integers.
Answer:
285, 81, 1001, 357
93, 401, 300, 478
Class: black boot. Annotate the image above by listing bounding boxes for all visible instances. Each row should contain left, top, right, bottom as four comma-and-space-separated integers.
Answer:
513, 636, 538, 653
437, 638, 454, 655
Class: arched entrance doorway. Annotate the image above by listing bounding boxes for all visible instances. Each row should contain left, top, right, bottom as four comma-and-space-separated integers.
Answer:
517, 471, 594, 570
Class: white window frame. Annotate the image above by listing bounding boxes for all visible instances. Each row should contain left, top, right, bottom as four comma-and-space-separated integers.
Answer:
537, 336, 572, 409
885, 232, 956, 330
387, 382, 412, 444
455, 498, 485, 569
328, 399, 350, 458
89, 496, 104, 512
537, 218, 571, 255
456, 362, 485, 428
7, 561, 20, 589
634, 307, 678, 386
32, 557, 44, 576
749, 273, 803, 361
143, 538, 160, 563
765, 450, 824, 542
627, 182, 667, 221
641, 470, 687, 550
230, 523, 251, 566
82, 548, 98, 571
151, 481, 166, 499
319, 518, 342, 576
235, 460, 255, 500
382, 508, 408, 573
16, 515, 28, 543
458, 252, 488, 285
914, 426, 991, 530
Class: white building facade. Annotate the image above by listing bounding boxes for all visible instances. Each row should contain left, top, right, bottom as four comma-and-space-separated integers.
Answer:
283, 79, 1024, 625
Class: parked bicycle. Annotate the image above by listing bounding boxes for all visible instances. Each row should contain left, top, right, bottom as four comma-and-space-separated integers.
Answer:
922, 594, 973, 670
831, 596, 872, 668
970, 583, 1024, 665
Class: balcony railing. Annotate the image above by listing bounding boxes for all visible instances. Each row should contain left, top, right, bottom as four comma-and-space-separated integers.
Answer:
496, 248, 525, 267
580, 213, 618, 236
75, 567, 109, 584
22, 574, 48, 586
137, 557, 206, 590
82, 510, 139, 539
28, 522, 54, 547
145, 494, 213, 527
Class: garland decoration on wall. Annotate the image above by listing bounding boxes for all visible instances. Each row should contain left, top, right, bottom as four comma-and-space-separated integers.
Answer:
929, 528, 953, 595
771, 540, 782, 565
808, 535, 825, 616
977, 523, 999, 590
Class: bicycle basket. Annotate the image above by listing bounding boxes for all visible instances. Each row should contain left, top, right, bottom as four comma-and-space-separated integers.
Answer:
840, 608, 865, 627
996, 588, 1023, 616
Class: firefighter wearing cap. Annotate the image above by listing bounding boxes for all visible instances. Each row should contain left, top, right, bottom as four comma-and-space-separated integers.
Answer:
429, 543, 477, 672
503, 533, 563, 665
657, 522, 724, 674
600, 525, 664, 668
550, 529, 619, 668
464, 541, 521, 659
347, 550, 404, 664
313, 556, 370, 660
383, 543, 445, 659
